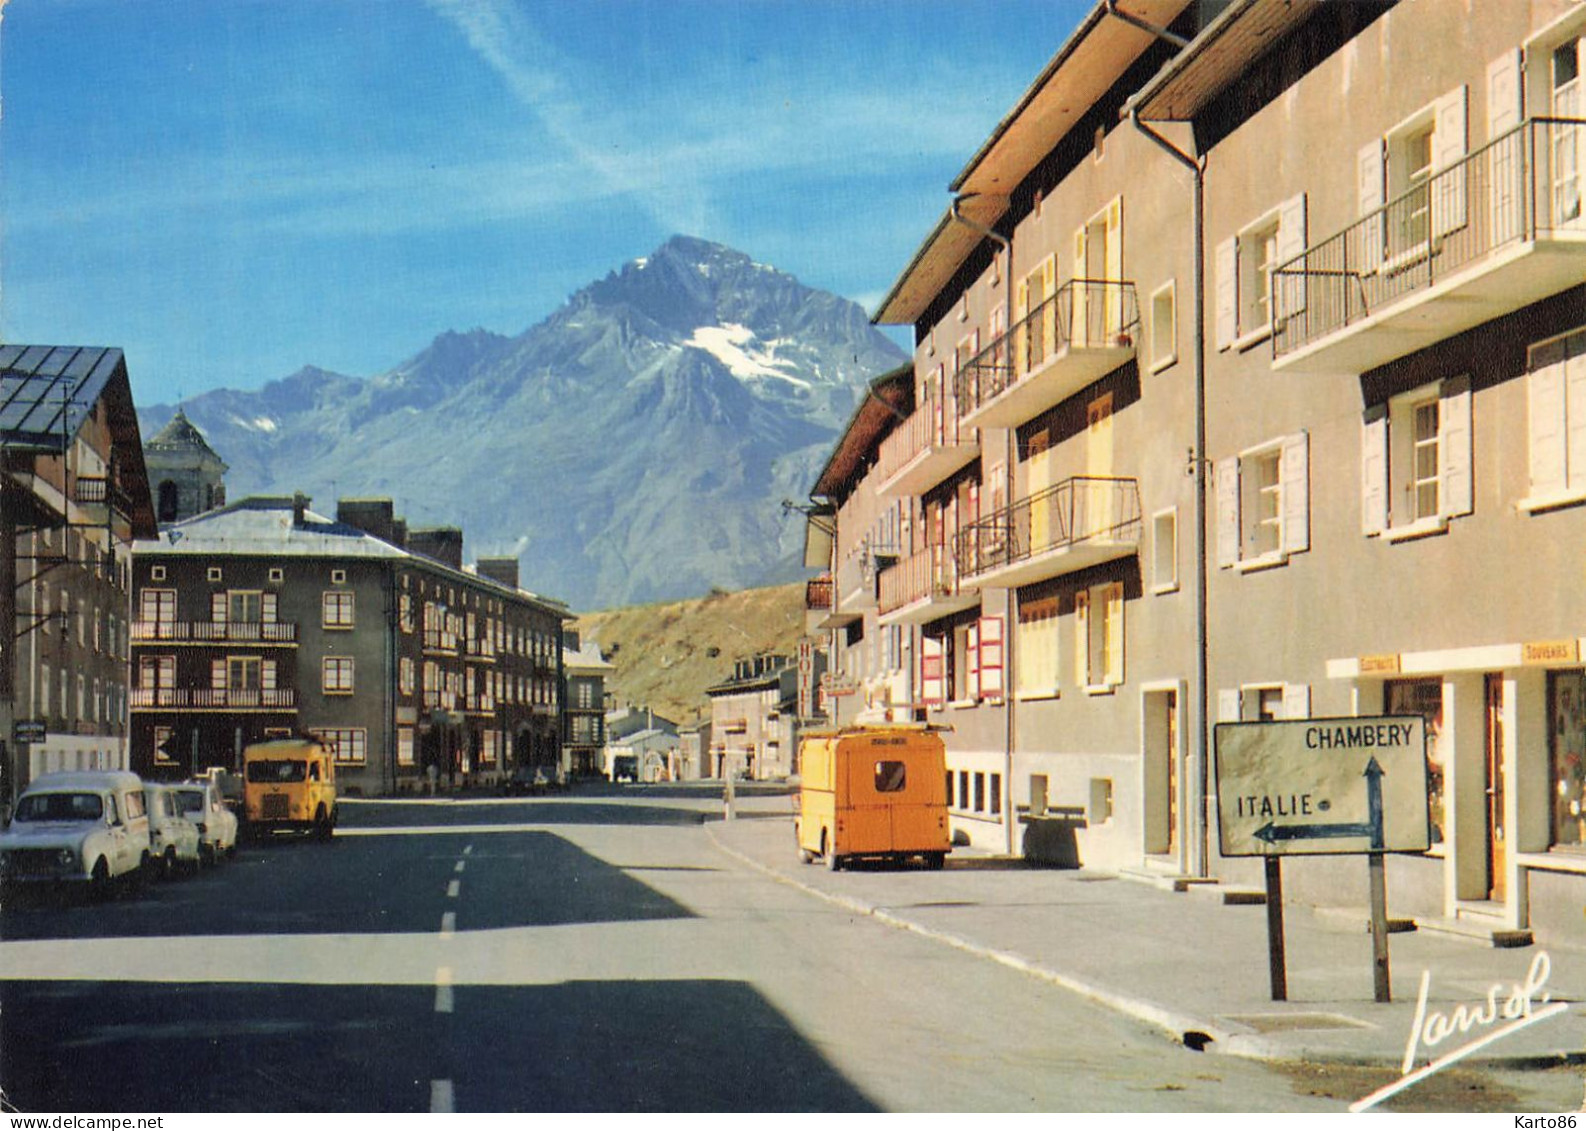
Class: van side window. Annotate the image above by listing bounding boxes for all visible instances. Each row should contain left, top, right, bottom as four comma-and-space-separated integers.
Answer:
875, 761, 907, 793
106, 794, 120, 826
124, 791, 146, 820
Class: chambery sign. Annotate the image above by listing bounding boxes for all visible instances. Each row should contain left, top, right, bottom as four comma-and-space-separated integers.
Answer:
1215, 716, 1431, 857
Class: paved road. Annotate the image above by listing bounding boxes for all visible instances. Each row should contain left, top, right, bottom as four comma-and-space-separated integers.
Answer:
0, 791, 1387, 1112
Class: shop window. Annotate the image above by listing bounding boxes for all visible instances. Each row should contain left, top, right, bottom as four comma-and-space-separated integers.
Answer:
973, 772, 986, 813
990, 773, 1002, 816
1550, 670, 1586, 848
1387, 678, 1445, 845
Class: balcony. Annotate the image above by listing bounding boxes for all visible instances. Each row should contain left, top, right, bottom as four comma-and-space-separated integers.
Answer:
804, 575, 844, 633
956, 279, 1139, 431
955, 476, 1141, 590
837, 548, 894, 616
877, 392, 979, 497
1273, 118, 1586, 374
132, 620, 298, 644
877, 546, 980, 626
423, 629, 459, 655
130, 687, 296, 711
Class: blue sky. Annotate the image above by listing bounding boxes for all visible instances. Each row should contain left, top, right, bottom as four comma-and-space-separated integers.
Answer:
1, 0, 1090, 407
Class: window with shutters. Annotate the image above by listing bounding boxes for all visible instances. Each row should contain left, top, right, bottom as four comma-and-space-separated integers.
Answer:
1522, 326, 1586, 512
1386, 113, 1436, 258
1216, 195, 1306, 350
1215, 433, 1310, 570
1361, 377, 1473, 540
1075, 582, 1124, 692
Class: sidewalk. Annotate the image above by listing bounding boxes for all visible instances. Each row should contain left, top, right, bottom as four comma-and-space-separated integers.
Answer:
706, 796, 1586, 1073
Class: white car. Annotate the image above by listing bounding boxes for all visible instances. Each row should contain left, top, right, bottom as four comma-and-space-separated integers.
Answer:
172, 779, 239, 863
145, 783, 203, 875
0, 771, 153, 894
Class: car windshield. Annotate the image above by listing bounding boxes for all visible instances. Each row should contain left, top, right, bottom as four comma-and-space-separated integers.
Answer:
14, 792, 104, 822
247, 760, 307, 783
174, 790, 205, 814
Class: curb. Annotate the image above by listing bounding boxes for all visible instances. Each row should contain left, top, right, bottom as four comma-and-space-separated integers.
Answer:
703, 819, 1261, 1060
704, 820, 1586, 1070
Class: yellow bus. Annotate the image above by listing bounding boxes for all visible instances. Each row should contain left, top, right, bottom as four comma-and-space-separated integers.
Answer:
796, 725, 950, 871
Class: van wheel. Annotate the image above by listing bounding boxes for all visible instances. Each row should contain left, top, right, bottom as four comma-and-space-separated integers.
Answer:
314, 807, 333, 841
162, 846, 178, 877
797, 847, 814, 865
926, 852, 946, 871
823, 835, 842, 872
89, 858, 112, 902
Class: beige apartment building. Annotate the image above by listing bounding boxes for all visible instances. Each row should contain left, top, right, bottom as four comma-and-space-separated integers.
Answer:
809, 0, 1586, 945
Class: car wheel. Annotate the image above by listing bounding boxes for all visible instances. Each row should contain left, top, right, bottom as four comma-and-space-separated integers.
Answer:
163, 846, 177, 877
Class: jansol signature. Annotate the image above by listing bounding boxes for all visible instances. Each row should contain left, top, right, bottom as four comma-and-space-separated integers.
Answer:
1352, 951, 1572, 1113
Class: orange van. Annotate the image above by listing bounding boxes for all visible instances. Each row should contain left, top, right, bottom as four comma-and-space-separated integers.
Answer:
796, 725, 950, 871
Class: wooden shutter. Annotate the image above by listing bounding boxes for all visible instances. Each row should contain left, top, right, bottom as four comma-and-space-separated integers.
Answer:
1487, 50, 1522, 138
979, 616, 1005, 703
1432, 86, 1469, 239
211, 659, 226, 691
263, 660, 277, 691
1104, 584, 1124, 686
212, 592, 227, 622
1359, 139, 1386, 272
1440, 376, 1474, 517
1530, 353, 1567, 496
1361, 407, 1389, 535
1074, 590, 1091, 687
1104, 198, 1123, 338
262, 591, 278, 624
1218, 689, 1242, 723
966, 622, 981, 701
1281, 431, 1311, 554
1282, 683, 1311, 721
1274, 193, 1308, 323
921, 635, 945, 710
1215, 456, 1240, 567
1214, 237, 1237, 350
1072, 229, 1089, 348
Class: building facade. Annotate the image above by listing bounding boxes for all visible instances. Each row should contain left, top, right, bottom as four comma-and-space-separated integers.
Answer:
129, 495, 567, 795
143, 408, 227, 524
705, 654, 798, 780
807, 0, 1586, 944
1, 346, 157, 804
562, 630, 612, 779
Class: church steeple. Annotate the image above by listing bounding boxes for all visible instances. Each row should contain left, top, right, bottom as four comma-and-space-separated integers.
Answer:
143, 407, 229, 523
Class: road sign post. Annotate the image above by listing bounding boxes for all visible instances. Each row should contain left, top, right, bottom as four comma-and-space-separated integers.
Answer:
1215, 716, 1429, 1004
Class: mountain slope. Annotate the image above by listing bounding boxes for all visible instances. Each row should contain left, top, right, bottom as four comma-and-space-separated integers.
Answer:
139, 237, 906, 609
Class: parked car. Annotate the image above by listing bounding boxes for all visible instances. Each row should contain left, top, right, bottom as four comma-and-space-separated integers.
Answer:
144, 783, 203, 875
0, 771, 154, 895
173, 779, 239, 863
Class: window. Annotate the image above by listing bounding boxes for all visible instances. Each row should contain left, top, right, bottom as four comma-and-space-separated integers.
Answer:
399, 657, 415, 696
958, 770, 970, 810
207, 567, 222, 582
153, 725, 176, 766
228, 590, 262, 624
874, 761, 907, 793
1548, 670, 1586, 848
323, 591, 355, 629
1362, 378, 1472, 537
1524, 327, 1586, 509
1149, 281, 1177, 372
331, 569, 347, 585
1387, 114, 1436, 256
1016, 595, 1060, 698
973, 772, 986, 813
398, 727, 416, 767
1215, 194, 1306, 349
1552, 39, 1581, 225
1089, 778, 1114, 823
1358, 88, 1468, 271
1387, 678, 1445, 845
227, 657, 262, 692
1216, 433, 1310, 568
1152, 508, 1178, 593
268, 568, 284, 583
990, 773, 1002, 817
322, 656, 355, 694
1075, 582, 1124, 690
400, 594, 415, 633
150, 565, 166, 582
313, 728, 367, 765
139, 656, 176, 706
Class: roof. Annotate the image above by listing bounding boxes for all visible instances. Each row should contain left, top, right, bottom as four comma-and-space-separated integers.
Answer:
0, 345, 157, 537
1128, 0, 1321, 121
809, 364, 913, 500
145, 408, 228, 468
563, 640, 613, 673
873, 0, 1195, 326
135, 495, 568, 617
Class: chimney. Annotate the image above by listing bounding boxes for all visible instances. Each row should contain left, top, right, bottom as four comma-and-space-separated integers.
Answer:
476, 556, 520, 589
337, 498, 397, 543
408, 526, 464, 570
292, 492, 310, 527
390, 518, 408, 549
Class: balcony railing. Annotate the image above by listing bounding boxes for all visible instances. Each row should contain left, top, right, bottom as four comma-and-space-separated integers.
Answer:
876, 392, 978, 495
955, 279, 1140, 428
805, 575, 833, 612
955, 476, 1142, 586
132, 620, 298, 643
1273, 117, 1586, 370
130, 687, 296, 710
877, 545, 977, 621
423, 629, 459, 654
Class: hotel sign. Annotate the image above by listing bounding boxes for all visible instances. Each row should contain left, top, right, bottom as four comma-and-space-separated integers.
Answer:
1215, 716, 1430, 857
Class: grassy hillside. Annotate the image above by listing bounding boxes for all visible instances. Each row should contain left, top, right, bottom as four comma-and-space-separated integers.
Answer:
574, 582, 806, 725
